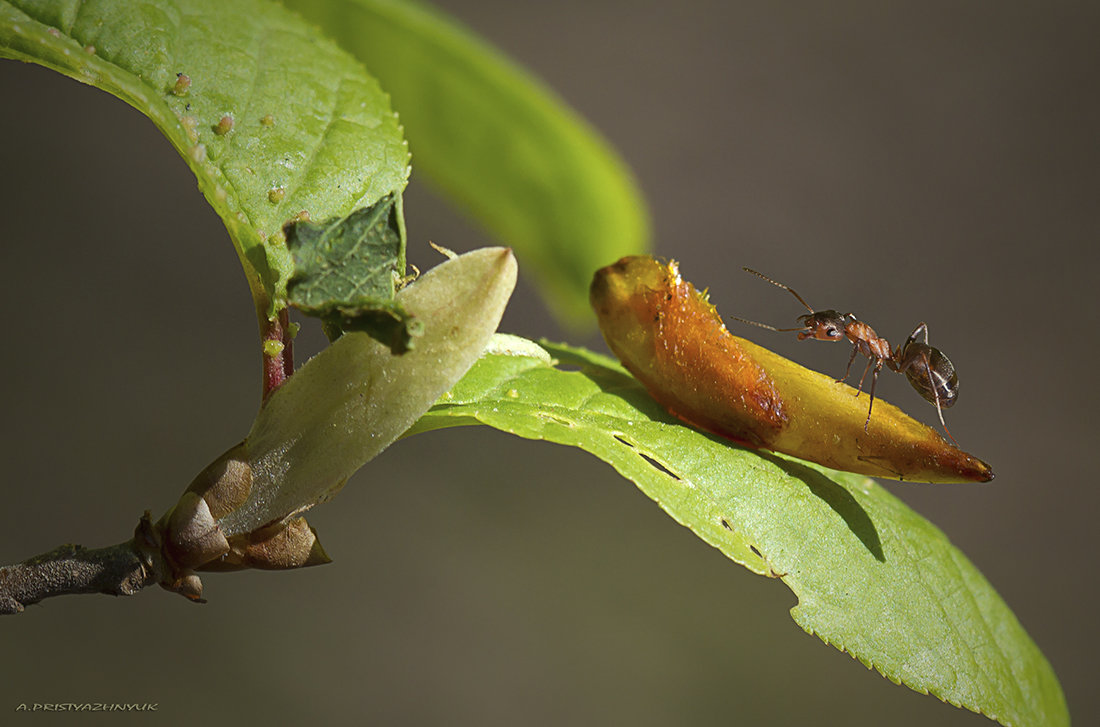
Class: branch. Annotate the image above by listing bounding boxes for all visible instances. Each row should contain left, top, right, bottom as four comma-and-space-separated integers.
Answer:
0, 516, 159, 614
0, 542, 151, 614
0, 487, 331, 614
262, 308, 295, 401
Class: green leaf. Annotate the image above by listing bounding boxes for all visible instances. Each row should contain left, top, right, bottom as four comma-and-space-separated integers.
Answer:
286, 192, 420, 351
217, 247, 517, 537
0, 0, 409, 317
409, 338, 1068, 727
281, 0, 650, 327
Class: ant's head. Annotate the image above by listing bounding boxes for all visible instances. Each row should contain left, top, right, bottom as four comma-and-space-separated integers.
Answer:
796, 310, 853, 342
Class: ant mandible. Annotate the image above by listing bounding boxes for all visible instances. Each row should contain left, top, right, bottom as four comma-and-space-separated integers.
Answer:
732, 268, 959, 443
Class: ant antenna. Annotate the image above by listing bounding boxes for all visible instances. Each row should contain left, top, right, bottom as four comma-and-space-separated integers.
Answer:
727, 316, 804, 333
742, 267, 816, 314
731, 268, 814, 331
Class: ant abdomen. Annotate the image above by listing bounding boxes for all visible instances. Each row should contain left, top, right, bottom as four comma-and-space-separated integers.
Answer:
894, 324, 958, 410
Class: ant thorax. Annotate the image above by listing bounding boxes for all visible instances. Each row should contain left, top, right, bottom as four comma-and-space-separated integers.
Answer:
844, 320, 892, 361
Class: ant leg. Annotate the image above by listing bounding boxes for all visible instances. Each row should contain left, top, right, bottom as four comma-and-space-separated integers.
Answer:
837, 345, 859, 384
864, 360, 883, 432
924, 350, 958, 445
934, 395, 957, 445
854, 357, 875, 397
913, 322, 929, 344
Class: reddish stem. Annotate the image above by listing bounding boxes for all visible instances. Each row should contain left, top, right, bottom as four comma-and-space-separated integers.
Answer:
262, 308, 294, 402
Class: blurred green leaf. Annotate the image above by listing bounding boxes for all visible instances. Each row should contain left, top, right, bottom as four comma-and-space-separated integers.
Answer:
0, 0, 409, 317
282, 0, 650, 326
409, 338, 1068, 727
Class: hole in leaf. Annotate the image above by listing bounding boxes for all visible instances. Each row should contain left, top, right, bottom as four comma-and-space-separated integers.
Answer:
721, 519, 732, 531
749, 545, 762, 557
638, 452, 681, 481
613, 434, 682, 481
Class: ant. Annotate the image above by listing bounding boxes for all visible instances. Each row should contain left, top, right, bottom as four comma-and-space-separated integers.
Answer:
732, 268, 959, 443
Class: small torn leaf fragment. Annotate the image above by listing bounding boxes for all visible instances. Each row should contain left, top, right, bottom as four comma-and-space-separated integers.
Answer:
286, 193, 418, 351
590, 256, 993, 484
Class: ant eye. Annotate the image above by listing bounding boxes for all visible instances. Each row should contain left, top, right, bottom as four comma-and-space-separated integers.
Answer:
829, 329, 841, 338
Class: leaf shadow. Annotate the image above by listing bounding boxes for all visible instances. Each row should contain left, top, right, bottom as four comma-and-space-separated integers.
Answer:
755, 452, 885, 562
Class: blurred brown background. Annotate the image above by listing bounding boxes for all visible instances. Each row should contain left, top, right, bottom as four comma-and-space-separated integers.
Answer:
1, 1, 1096, 725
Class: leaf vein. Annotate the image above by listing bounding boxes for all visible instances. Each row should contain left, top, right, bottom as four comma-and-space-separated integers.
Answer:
281, 72, 347, 212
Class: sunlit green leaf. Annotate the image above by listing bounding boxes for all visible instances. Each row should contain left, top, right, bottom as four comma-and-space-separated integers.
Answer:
409, 338, 1068, 727
0, 0, 409, 317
